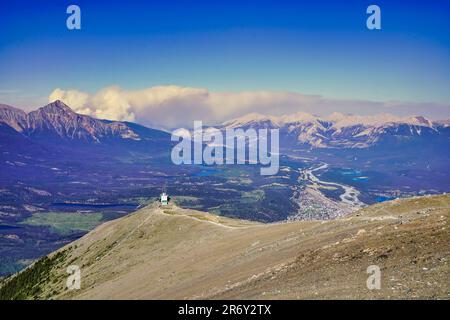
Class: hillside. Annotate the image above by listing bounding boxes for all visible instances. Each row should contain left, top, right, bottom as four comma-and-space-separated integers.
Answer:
0, 194, 449, 300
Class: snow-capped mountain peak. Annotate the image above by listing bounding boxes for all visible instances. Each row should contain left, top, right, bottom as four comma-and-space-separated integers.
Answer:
222, 112, 281, 128
279, 112, 319, 124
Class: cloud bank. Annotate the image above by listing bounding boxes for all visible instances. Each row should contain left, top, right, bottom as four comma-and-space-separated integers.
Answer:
49, 85, 450, 128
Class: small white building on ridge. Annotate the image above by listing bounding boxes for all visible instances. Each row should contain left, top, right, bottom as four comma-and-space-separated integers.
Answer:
160, 192, 169, 205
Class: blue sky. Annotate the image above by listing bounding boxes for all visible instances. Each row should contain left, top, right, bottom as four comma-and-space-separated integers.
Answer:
0, 0, 449, 115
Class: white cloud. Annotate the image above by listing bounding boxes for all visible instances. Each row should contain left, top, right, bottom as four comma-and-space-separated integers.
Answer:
49, 88, 90, 114
49, 85, 450, 128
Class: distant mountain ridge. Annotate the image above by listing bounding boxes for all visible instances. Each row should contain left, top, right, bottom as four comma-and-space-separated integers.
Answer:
0, 100, 141, 143
1, 101, 449, 149
220, 112, 450, 148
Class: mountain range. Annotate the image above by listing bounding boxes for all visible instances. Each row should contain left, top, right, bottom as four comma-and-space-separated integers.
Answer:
220, 112, 450, 148
0, 100, 168, 144
1, 101, 449, 149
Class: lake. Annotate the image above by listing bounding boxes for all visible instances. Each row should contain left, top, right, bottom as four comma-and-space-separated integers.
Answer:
0, 225, 21, 231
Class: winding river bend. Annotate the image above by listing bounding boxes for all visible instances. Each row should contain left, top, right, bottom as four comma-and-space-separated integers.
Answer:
302, 163, 365, 208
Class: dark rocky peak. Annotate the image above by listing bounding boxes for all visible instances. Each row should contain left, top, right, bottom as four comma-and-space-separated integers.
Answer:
37, 100, 75, 115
